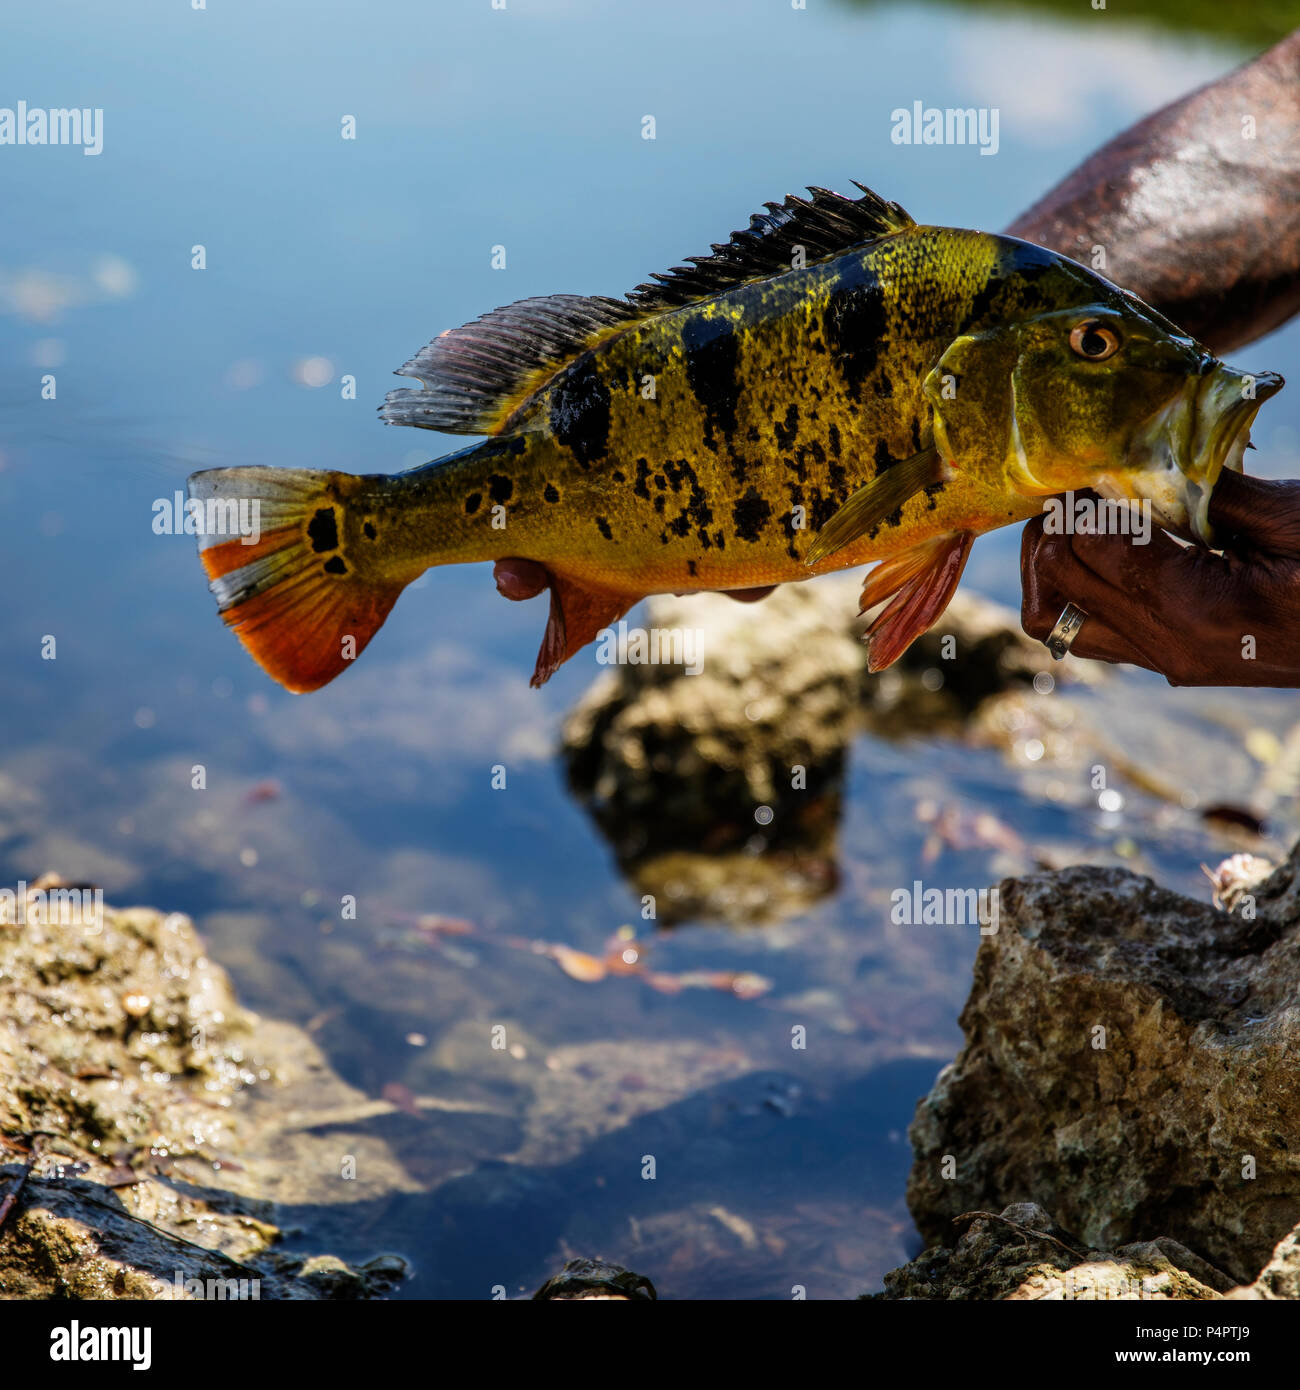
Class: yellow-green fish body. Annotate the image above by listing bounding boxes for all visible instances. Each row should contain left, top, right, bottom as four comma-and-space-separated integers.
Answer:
189, 185, 1281, 690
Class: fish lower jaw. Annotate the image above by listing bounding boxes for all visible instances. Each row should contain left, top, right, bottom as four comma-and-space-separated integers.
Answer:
1095, 469, 1194, 539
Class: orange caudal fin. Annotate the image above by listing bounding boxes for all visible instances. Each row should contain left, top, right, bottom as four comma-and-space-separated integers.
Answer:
531, 570, 639, 687
858, 530, 974, 672
188, 467, 409, 693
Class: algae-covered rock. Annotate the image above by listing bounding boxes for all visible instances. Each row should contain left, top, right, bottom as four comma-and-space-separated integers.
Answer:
0, 878, 410, 1299
904, 847, 1300, 1284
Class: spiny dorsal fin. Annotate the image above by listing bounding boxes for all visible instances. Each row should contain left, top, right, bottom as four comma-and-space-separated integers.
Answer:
381, 183, 914, 435
627, 183, 913, 312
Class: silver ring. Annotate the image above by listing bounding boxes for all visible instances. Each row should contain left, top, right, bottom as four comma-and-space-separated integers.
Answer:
1045, 602, 1087, 660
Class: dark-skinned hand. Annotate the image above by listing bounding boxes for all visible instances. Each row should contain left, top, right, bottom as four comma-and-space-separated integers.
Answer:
1021, 469, 1300, 686
492, 558, 775, 604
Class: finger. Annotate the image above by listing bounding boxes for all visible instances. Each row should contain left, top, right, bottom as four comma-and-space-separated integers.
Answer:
1062, 610, 1158, 669
1020, 521, 1057, 638
1023, 567, 1151, 669
672, 584, 778, 600
494, 558, 549, 601
1021, 527, 1190, 672
1208, 469, 1300, 557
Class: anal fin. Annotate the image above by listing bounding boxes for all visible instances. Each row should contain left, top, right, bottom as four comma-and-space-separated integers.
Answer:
532, 570, 639, 688
859, 530, 974, 672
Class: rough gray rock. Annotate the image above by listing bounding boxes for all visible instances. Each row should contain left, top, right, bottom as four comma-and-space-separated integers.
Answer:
1227, 1220, 1300, 1300
874, 1202, 1232, 1300
0, 878, 409, 1298
905, 846, 1300, 1284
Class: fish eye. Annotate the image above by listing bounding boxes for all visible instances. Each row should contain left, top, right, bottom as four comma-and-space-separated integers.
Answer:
1069, 320, 1120, 361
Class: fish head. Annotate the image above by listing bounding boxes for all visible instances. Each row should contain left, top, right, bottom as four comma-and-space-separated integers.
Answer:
995, 264, 1282, 542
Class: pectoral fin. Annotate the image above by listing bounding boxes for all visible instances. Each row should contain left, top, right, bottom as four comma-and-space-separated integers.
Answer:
858, 530, 974, 672
532, 570, 639, 687
805, 446, 946, 567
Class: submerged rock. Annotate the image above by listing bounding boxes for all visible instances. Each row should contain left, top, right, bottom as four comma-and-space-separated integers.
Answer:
533, 1257, 657, 1300
0, 878, 409, 1299
562, 580, 1084, 924
904, 845, 1300, 1285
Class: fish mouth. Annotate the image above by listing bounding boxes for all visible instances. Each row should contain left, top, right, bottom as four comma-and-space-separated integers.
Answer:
1116, 365, 1284, 544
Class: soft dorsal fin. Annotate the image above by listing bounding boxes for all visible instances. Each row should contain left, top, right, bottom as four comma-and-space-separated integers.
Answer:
379, 294, 638, 435
380, 182, 914, 435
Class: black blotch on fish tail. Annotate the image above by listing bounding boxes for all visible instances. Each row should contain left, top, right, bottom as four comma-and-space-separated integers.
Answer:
549, 356, 612, 468
308, 508, 339, 553
681, 315, 739, 446
323, 556, 347, 575
732, 487, 772, 543
823, 280, 887, 399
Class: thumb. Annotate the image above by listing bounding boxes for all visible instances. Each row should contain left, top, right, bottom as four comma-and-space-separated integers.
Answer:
1207, 469, 1300, 557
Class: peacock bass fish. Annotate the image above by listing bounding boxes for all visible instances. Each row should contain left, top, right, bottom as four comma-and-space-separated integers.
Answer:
189, 183, 1282, 691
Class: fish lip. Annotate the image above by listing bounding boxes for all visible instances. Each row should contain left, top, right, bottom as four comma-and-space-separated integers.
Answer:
1124, 367, 1284, 544
1185, 368, 1284, 542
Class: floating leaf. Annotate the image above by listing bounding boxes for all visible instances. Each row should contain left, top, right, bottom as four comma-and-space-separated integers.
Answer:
551, 945, 607, 983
